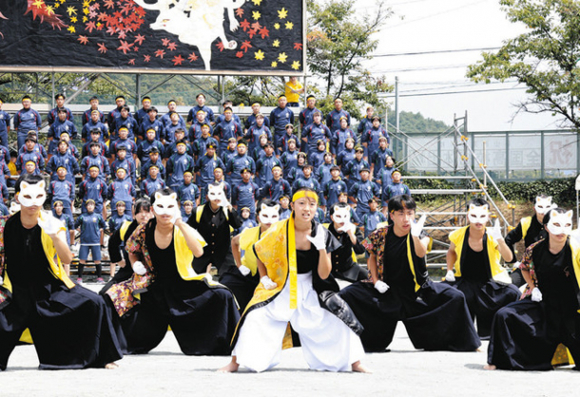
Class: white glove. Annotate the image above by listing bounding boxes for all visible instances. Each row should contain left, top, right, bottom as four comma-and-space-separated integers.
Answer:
132, 261, 147, 276
337, 220, 356, 234
512, 261, 521, 271
411, 214, 426, 237
374, 280, 389, 294
216, 191, 231, 208
170, 205, 181, 225
0, 275, 3, 285
531, 287, 543, 302
239, 265, 251, 276
307, 224, 327, 251
487, 219, 504, 242
260, 275, 277, 290
445, 270, 456, 282
37, 212, 63, 236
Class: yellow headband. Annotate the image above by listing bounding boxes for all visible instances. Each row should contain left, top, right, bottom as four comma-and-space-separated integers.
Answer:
292, 190, 319, 203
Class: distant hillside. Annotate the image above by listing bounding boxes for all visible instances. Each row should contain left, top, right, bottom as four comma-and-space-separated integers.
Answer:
387, 111, 451, 133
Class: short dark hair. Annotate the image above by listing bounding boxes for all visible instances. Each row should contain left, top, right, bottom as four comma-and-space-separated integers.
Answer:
134, 198, 151, 214
468, 198, 488, 208
388, 194, 416, 213
151, 187, 175, 205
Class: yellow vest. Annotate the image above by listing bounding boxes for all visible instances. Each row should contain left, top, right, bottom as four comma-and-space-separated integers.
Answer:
239, 226, 261, 276
520, 216, 532, 240
448, 226, 504, 279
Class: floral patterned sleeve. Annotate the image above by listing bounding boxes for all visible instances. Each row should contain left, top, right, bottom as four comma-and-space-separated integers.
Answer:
361, 230, 379, 255
125, 224, 146, 255
519, 239, 542, 272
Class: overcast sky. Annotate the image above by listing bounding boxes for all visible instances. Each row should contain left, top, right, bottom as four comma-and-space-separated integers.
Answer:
352, 0, 563, 132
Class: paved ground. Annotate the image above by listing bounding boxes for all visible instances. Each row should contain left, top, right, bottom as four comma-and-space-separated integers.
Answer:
2, 284, 576, 397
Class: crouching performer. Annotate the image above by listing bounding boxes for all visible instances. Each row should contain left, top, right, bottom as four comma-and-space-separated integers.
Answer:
106, 189, 240, 355
340, 195, 481, 353
220, 187, 369, 373
0, 175, 122, 370
487, 209, 580, 370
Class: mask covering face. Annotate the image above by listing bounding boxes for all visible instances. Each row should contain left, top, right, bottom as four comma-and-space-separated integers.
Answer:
332, 206, 350, 225
259, 204, 280, 225
546, 210, 573, 236
535, 196, 556, 215
468, 204, 489, 225
153, 192, 178, 216
207, 184, 225, 202
17, 180, 46, 207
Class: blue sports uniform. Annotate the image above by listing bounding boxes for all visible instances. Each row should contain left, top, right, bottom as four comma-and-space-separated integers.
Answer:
362, 126, 390, 158
214, 119, 243, 154
226, 153, 256, 187
255, 155, 282, 188
299, 106, 322, 129
343, 158, 370, 191
160, 112, 186, 131
177, 182, 200, 215
108, 177, 136, 217
110, 138, 137, 158
163, 141, 194, 160
187, 120, 213, 142
166, 152, 196, 188
80, 154, 110, 180
140, 176, 166, 198
370, 147, 394, 179
81, 120, 109, 143
13, 107, 42, 148
110, 157, 137, 186
48, 179, 75, 216
322, 179, 348, 210
109, 212, 133, 233
141, 158, 166, 180
349, 180, 381, 219
187, 105, 214, 125
113, 115, 137, 141
16, 150, 44, 174
139, 117, 165, 141
232, 180, 260, 220
81, 141, 109, 159
302, 122, 331, 160
292, 175, 321, 196
47, 119, 77, 153
336, 148, 355, 169
269, 106, 294, 151
75, 211, 107, 261
280, 150, 298, 180
331, 127, 356, 156
196, 154, 226, 192
192, 136, 218, 160
384, 182, 411, 203
47, 106, 74, 125
259, 178, 292, 202
137, 139, 165, 162
47, 152, 79, 184
325, 109, 350, 135
82, 108, 106, 126
0, 110, 11, 147
279, 133, 299, 153
245, 113, 270, 130
54, 212, 75, 245
78, 177, 108, 213
362, 210, 387, 238
244, 124, 271, 155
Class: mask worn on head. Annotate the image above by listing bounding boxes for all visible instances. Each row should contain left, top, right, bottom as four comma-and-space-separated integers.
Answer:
207, 183, 226, 202
17, 180, 46, 207
468, 204, 489, 225
9, 202, 21, 215
535, 196, 556, 215
153, 192, 178, 216
259, 204, 280, 225
332, 206, 350, 225
546, 210, 573, 236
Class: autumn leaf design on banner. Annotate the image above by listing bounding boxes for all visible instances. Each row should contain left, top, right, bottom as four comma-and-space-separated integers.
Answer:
0, 0, 304, 73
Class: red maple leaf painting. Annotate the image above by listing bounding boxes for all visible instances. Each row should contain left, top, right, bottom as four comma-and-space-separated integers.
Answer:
133, 46, 139, 52
134, 34, 146, 45
117, 40, 133, 54
294, 42, 303, 50
85, 21, 96, 33
97, 43, 107, 54
118, 30, 127, 40
188, 52, 198, 62
172, 55, 185, 65
78, 35, 89, 45
241, 40, 252, 52
235, 8, 244, 18
161, 38, 171, 47
106, 26, 116, 36
216, 41, 225, 52
247, 29, 257, 39
236, 51, 243, 58
98, 12, 108, 21
239, 19, 250, 32
259, 26, 269, 39
128, 59, 135, 65
167, 42, 177, 51
155, 49, 166, 58
25, 0, 67, 30
104, 0, 115, 10
144, 55, 151, 62
251, 22, 261, 30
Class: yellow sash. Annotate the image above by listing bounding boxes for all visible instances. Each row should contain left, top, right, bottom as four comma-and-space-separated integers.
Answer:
449, 226, 503, 279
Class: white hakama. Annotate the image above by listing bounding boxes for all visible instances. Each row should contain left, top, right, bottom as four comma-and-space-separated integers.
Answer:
233, 272, 365, 372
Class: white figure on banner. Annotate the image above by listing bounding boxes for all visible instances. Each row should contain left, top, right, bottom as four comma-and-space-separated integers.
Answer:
133, 0, 245, 70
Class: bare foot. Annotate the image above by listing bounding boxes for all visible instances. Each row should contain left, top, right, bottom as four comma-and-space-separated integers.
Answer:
218, 358, 239, 373
483, 364, 496, 371
105, 362, 119, 369
352, 361, 372, 373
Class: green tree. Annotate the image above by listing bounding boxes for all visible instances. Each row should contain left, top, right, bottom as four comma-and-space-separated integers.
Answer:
306, 0, 392, 119
466, 0, 580, 130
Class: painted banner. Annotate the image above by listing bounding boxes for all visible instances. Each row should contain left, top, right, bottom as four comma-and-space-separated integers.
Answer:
0, 0, 304, 74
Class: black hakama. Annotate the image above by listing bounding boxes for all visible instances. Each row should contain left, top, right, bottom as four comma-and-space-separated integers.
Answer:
0, 215, 122, 370
122, 227, 240, 356
488, 240, 580, 370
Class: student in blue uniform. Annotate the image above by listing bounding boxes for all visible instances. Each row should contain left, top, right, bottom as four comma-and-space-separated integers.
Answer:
187, 93, 214, 126
192, 125, 218, 161
13, 95, 42, 149
82, 109, 109, 144
214, 107, 243, 155
349, 168, 381, 221
332, 116, 357, 156
110, 127, 137, 160
384, 170, 411, 202
80, 142, 110, 181
357, 106, 375, 139
133, 96, 153, 132
0, 98, 11, 148
220, 138, 238, 183
326, 97, 350, 135
52, 200, 76, 275
140, 164, 166, 198
278, 124, 298, 154
252, 134, 269, 161
166, 141, 196, 189
196, 143, 225, 200
82, 96, 106, 126
302, 111, 331, 161
109, 167, 136, 218
176, 169, 200, 214
82, 129, 109, 159
244, 102, 270, 132
287, 152, 307, 187
164, 128, 194, 160
216, 100, 242, 125
309, 141, 329, 172
259, 165, 291, 202
362, 197, 387, 238
244, 113, 271, 155
75, 199, 108, 284
48, 166, 75, 216
292, 164, 321, 196
377, 156, 397, 208
109, 201, 133, 234
141, 147, 165, 181
299, 95, 322, 131
255, 143, 281, 188
212, 166, 231, 203
237, 207, 258, 235
139, 106, 165, 142
47, 140, 80, 184
279, 138, 298, 181
113, 106, 137, 142
110, 146, 137, 187
226, 141, 256, 188
362, 116, 390, 160
18, 131, 48, 161
269, 95, 294, 153
323, 165, 348, 215
164, 112, 187, 145
47, 108, 78, 155
46, 93, 73, 125
78, 165, 108, 214
107, 95, 126, 132
343, 146, 370, 192
370, 137, 394, 179
279, 195, 292, 220
316, 152, 336, 187
160, 100, 186, 131
137, 127, 165, 163
16, 135, 45, 175
232, 168, 260, 221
